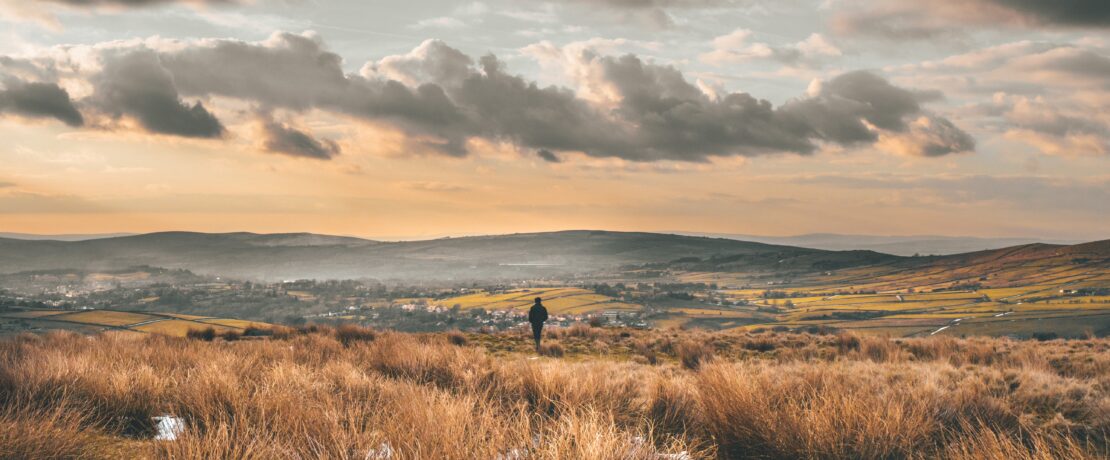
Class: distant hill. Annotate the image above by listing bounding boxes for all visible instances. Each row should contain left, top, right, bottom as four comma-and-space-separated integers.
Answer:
0, 230, 897, 282
0, 232, 136, 241
676, 232, 1080, 256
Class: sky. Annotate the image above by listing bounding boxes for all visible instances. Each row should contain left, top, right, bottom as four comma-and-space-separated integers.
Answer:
0, 0, 1107, 241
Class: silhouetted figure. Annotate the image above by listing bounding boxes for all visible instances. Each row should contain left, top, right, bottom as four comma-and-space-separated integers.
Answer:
528, 297, 548, 352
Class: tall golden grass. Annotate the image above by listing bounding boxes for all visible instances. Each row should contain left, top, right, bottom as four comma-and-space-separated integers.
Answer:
0, 327, 1106, 459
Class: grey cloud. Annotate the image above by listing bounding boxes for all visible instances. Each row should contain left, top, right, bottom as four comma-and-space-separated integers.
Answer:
261, 119, 341, 160
93, 50, 224, 138
833, 0, 1110, 41
536, 149, 560, 162
1012, 48, 1110, 87
913, 116, 976, 156
157, 33, 464, 149
990, 0, 1110, 27
0, 79, 84, 126
777, 70, 975, 156
809, 71, 921, 132
1, 34, 972, 160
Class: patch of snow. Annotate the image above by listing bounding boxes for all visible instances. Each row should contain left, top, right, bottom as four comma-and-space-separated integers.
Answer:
152, 415, 185, 441
366, 442, 394, 459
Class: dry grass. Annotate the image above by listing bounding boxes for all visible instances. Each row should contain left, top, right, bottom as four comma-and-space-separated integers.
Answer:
0, 328, 1106, 459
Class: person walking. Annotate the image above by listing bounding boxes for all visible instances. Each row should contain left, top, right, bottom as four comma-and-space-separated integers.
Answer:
528, 297, 549, 352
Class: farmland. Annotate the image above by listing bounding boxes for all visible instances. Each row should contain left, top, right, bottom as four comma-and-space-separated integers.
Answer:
0, 307, 269, 337
433, 287, 639, 314
654, 244, 1110, 337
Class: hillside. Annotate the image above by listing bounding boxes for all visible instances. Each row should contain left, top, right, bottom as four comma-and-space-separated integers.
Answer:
0, 230, 899, 281
682, 232, 1079, 256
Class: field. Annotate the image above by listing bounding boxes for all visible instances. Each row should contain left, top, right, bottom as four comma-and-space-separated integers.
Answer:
0, 308, 270, 337
661, 244, 1110, 337
0, 326, 1106, 459
433, 287, 640, 315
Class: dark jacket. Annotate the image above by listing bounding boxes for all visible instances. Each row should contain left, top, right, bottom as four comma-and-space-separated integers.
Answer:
528, 304, 548, 324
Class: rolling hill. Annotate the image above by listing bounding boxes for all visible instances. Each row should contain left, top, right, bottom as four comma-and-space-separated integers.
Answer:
0, 230, 900, 281
679, 232, 1080, 256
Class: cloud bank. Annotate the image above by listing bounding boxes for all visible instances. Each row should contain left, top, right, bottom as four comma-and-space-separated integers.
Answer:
0, 32, 973, 161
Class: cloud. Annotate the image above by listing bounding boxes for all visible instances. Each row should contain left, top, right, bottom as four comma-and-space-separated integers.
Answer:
92, 50, 224, 138
889, 42, 1110, 156
796, 173, 1110, 213
700, 29, 841, 67
0, 78, 83, 126
878, 115, 977, 157
993, 94, 1110, 156
400, 181, 470, 192
777, 71, 973, 155
536, 149, 560, 162
260, 117, 341, 160
526, 0, 744, 29
0, 0, 243, 28
411, 17, 466, 29
0, 32, 971, 161
986, 0, 1110, 27
831, 0, 1110, 41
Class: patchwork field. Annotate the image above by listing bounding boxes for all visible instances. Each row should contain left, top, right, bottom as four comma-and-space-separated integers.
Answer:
0, 308, 270, 337
433, 287, 641, 314
663, 245, 1110, 337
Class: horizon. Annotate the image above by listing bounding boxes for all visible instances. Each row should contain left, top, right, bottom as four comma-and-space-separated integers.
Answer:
0, 227, 1095, 243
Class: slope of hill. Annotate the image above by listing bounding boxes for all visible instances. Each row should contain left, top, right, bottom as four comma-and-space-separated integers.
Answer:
674, 239, 1110, 338
0, 230, 899, 281
678, 232, 1079, 256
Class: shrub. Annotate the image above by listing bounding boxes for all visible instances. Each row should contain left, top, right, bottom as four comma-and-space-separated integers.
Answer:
539, 342, 565, 357
742, 336, 776, 352
335, 324, 376, 346
445, 330, 468, 346
835, 332, 862, 353
242, 326, 273, 337
186, 327, 217, 341
676, 341, 713, 370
